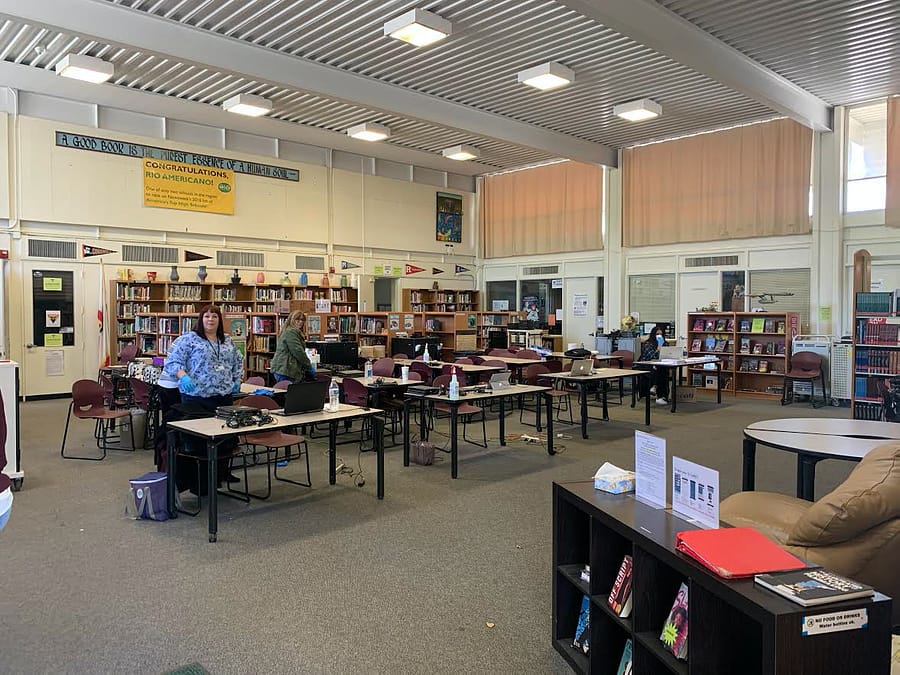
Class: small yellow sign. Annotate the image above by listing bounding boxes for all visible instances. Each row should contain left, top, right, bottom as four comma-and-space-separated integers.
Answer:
43, 277, 63, 291
819, 306, 832, 322
44, 333, 63, 347
142, 158, 234, 215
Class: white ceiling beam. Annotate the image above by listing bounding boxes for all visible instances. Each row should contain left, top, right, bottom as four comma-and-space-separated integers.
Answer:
558, 0, 833, 132
0, 0, 618, 167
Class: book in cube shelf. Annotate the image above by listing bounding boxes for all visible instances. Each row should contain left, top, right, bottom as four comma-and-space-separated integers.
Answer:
739, 319, 751, 332
607, 554, 633, 618
616, 639, 633, 675
754, 568, 874, 607
704, 336, 717, 351
572, 594, 590, 654
659, 582, 689, 660
704, 319, 716, 331
739, 337, 751, 353
692, 318, 705, 331
690, 338, 701, 352
715, 318, 727, 331
764, 318, 775, 333
751, 317, 765, 333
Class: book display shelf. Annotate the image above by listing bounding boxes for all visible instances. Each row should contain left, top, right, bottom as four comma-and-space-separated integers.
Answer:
852, 290, 900, 420
686, 311, 799, 399
552, 481, 891, 675
401, 288, 480, 312
476, 311, 515, 351
424, 311, 477, 357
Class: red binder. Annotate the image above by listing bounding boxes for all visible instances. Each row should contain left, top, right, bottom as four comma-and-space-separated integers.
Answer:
675, 527, 806, 579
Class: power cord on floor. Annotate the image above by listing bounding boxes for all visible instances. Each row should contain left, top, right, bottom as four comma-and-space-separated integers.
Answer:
327, 450, 367, 487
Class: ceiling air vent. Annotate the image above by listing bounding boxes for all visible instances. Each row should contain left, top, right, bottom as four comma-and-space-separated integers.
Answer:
121, 245, 178, 264
28, 239, 77, 259
522, 265, 559, 276
295, 255, 325, 271
685, 255, 739, 268
217, 251, 265, 268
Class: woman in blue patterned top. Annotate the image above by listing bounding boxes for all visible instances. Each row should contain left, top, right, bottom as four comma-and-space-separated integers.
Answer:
164, 304, 244, 411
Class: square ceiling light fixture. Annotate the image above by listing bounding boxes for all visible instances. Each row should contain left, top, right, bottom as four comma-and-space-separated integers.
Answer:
222, 93, 273, 117
442, 144, 480, 161
613, 98, 662, 121
55, 53, 114, 83
384, 8, 452, 47
517, 62, 574, 91
347, 122, 391, 142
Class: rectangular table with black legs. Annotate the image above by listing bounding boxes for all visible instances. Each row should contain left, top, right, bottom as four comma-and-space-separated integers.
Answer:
402, 384, 554, 478
166, 404, 384, 542
632, 356, 722, 412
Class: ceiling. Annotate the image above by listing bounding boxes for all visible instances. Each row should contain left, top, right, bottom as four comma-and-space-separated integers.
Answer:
0, 0, 898, 175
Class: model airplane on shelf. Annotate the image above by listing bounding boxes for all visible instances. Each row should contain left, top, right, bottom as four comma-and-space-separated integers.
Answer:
738, 291, 794, 304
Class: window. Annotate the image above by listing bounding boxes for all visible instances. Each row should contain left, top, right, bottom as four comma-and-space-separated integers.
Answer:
629, 274, 675, 323
749, 269, 811, 332
486, 280, 516, 311
521, 279, 561, 328
846, 101, 887, 213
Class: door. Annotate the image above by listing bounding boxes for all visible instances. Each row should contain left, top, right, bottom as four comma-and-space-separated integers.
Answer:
564, 277, 597, 348
678, 271, 719, 351
21, 262, 95, 396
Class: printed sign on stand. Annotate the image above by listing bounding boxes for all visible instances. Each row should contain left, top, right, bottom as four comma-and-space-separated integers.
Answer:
671, 457, 719, 529
634, 431, 666, 508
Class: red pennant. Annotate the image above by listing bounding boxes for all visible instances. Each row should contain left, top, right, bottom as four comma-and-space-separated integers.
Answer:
405, 264, 425, 275
82, 245, 116, 257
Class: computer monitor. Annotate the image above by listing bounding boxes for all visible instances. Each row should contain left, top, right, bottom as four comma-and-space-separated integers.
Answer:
307, 340, 359, 368
643, 323, 656, 335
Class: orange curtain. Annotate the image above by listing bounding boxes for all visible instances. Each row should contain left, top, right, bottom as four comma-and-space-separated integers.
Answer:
886, 97, 900, 227
623, 118, 812, 246
480, 161, 603, 258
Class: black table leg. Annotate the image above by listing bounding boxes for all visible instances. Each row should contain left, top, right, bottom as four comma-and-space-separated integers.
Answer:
373, 416, 384, 500
535, 390, 543, 433
207, 439, 218, 543
798, 454, 820, 501
670, 367, 678, 413
545, 393, 555, 455
742, 438, 757, 491
601, 381, 609, 420
499, 397, 506, 446
402, 399, 411, 467
716, 362, 722, 404
166, 429, 178, 519
450, 406, 459, 478
329, 421, 337, 485
631, 375, 637, 408
580, 386, 589, 439
644, 378, 651, 425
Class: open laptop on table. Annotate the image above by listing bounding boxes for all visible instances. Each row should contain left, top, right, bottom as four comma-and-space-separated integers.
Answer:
278, 380, 329, 416
488, 372, 512, 391
569, 358, 593, 376
659, 346, 683, 360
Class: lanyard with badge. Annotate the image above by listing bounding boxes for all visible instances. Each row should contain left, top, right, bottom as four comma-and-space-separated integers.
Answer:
207, 338, 228, 376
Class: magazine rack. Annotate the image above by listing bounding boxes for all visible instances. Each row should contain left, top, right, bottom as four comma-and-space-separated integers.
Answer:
552, 481, 891, 674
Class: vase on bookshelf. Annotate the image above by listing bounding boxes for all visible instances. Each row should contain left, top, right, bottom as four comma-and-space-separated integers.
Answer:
256, 272, 266, 284
197, 265, 208, 282
281, 272, 291, 286
321, 274, 330, 288
299, 272, 308, 287
230, 268, 241, 284
340, 274, 348, 287
169, 265, 179, 282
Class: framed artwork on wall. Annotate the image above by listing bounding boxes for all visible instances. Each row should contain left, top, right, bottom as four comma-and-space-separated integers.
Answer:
436, 192, 463, 243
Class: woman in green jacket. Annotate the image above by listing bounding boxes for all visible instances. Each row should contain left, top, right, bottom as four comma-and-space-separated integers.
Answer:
271, 310, 314, 383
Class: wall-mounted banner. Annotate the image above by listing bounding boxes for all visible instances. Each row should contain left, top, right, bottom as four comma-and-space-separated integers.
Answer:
405, 264, 425, 275
184, 250, 212, 262
436, 192, 463, 243
374, 264, 403, 277
432, 267, 444, 275
340, 261, 360, 270
56, 131, 299, 181
82, 245, 116, 257
143, 158, 234, 215
454, 264, 470, 274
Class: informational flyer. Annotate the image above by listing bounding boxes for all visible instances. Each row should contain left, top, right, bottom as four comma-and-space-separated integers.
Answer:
671, 456, 719, 529
634, 431, 666, 508
572, 292, 588, 317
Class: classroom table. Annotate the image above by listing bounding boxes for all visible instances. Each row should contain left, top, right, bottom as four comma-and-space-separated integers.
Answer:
392, 359, 505, 383
547, 352, 626, 368
632, 356, 721, 412
402, 384, 554, 478
482, 356, 546, 382
166, 404, 385, 542
544, 368, 652, 438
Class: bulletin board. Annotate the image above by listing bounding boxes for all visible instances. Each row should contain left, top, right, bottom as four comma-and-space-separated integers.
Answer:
32, 270, 75, 347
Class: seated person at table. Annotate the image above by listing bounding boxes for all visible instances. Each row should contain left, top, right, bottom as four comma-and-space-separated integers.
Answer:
270, 310, 315, 384
640, 326, 670, 405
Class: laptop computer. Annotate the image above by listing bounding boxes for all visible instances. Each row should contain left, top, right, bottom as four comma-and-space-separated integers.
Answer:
281, 380, 329, 415
659, 346, 683, 360
569, 358, 593, 376
488, 372, 512, 390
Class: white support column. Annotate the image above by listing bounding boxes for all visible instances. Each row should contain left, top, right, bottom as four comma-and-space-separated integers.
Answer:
605, 156, 625, 329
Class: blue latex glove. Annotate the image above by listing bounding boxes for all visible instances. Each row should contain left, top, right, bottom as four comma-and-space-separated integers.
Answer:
232, 380, 242, 394
179, 374, 196, 394
309, 363, 316, 375
656, 335, 665, 346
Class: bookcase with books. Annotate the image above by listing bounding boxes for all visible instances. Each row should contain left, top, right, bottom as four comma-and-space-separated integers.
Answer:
552, 480, 891, 675
476, 311, 514, 351
852, 290, 900, 420
423, 311, 478, 357
401, 288, 480, 312
686, 311, 798, 399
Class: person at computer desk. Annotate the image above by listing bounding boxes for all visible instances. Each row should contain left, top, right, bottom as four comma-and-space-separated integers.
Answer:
271, 310, 315, 384
640, 326, 670, 405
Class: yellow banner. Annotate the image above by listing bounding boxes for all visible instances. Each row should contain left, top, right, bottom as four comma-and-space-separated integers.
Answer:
142, 158, 234, 214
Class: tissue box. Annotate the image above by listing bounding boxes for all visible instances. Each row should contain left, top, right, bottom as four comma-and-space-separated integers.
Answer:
593, 462, 635, 494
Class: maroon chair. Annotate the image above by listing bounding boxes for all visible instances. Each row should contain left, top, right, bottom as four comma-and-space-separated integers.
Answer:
340, 378, 379, 445
520, 364, 572, 426
118, 343, 140, 364
517, 349, 542, 360
405, 371, 423, 381
273, 380, 291, 391
455, 358, 474, 365
469, 356, 485, 365
782, 351, 827, 408
61, 379, 135, 460
392, 353, 408, 360
246, 376, 266, 386
609, 349, 634, 400
432, 375, 486, 447
409, 360, 434, 385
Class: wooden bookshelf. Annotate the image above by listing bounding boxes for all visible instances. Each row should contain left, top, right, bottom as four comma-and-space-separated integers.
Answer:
402, 287, 480, 312
852, 290, 900, 420
476, 310, 515, 351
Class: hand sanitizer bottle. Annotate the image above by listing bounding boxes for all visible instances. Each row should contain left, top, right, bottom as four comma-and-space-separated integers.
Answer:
449, 366, 459, 401
364, 358, 373, 379
423, 346, 430, 364
328, 378, 340, 411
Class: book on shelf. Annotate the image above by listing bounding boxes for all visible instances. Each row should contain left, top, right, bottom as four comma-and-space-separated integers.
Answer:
692, 318, 705, 331
675, 527, 805, 578
776, 342, 786, 355
739, 319, 751, 332
758, 360, 769, 373
764, 318, 775, 333
776, 320, 786, 334
704, 336, 717, 351
765, 342, 775, 355
752, 343, 763, 354
714, 339, 728, 352
616, 639, 633, 675
572, 594, 590, 654
704, 319, 716, 331
715, 318, 727, 331
607, 554, 634, 618
579, 565, 590, 583
690, 338, 701, 352
307, 315, 321, 335
751, 317, 765, 333
754, 568, 874, 607
726, 318, 735, 332
739, 337, 751, 353
659, 582, 689, 661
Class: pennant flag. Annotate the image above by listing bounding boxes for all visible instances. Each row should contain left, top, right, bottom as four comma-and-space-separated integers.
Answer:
405, 264, 425, 275
341, 260, 360, 270
184, 250, 212, 262
82, 245, 116, 258
455, 264, 470, 274
432, 267, 444, 275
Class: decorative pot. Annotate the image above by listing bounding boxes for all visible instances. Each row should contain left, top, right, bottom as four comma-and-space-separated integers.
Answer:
169, 265, 179, 282
256, 272, 266, 284
340, 274, 349, 287
281, 272, 292, 286
320, 274, 330, 288
197, 265, 208, 282
299, 272, 308, 287
231, 268, 241, 284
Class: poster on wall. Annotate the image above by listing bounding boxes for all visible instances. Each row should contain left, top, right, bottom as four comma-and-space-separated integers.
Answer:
572, 293, 588, 317
436, 192, 463, 243
523, 295, 542, 322
142, 158, 235, 215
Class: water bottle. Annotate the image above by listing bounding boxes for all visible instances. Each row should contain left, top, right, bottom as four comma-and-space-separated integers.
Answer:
422, 347, 430, 364
364, 358, 373, 379
449, 366, 459, 401
328, 378, 340, 411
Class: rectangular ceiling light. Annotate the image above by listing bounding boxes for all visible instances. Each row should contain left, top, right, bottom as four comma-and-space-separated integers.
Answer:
517, 62, 574, 91
55, 54, 114, 84
347, 122, 391, 142
222, 93, 273, 117
613, 98, 662, 122
442, 144, 479, 161
384, 8, 452, 47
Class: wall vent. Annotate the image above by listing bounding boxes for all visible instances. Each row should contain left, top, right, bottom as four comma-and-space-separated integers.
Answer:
27, 239, 78, 259
295, 255, 326, 271
217, 250, 265, 268
522, 265, 559, 276
121, 245, 178, 264
685, 255, 739, 268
